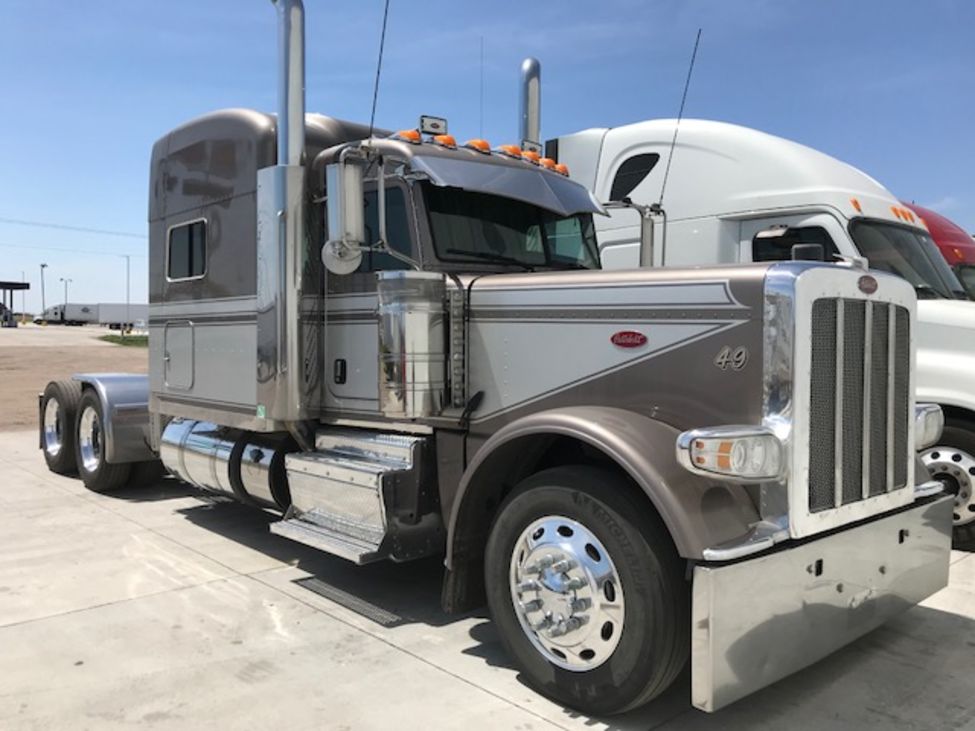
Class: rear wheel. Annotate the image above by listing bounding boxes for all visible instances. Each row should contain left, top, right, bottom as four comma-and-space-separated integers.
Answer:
41, 380, 83, 475
921, 416, 975, 551
485, 466, 688, 716
74, 390, 131, 493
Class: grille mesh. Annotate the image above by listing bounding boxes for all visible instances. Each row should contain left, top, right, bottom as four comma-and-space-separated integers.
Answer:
807, 298, 910, 513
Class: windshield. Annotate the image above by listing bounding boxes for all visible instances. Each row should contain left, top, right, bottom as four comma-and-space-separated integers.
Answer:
850, 220, 970, 300
954, 265, 975, 300
424, 184, 600, 270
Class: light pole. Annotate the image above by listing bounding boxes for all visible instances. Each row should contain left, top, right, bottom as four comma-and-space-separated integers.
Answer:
59, 277, 72, 306
119, 254, 130, 336
39, 263, 48, 320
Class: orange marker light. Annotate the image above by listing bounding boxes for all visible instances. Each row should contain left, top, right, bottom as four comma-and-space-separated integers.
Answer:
554, 163, 570, 176
432, 134, 457, 149
850, 197, 862, 213
394, 129, 421, 144
891, 206, 903, 220
521, 150, 541, 164
497, 144, 523, 158
464, 138, 491, 153
904, 209, 916, 223
539, 157, 557, 170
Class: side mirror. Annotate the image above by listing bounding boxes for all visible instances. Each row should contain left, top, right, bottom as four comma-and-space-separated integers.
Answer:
323, 157, 366, 275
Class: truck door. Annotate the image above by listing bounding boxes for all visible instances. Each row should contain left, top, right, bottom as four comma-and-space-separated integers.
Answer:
738, 213, 851, 263
163, 320, 194, 389
325, 181, 416, 415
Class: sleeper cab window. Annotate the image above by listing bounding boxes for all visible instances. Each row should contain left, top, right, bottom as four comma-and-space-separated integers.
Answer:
168, 220, 207, 281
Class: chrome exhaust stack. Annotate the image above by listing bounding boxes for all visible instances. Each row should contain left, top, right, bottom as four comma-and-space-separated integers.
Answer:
519, 57, 541, 151
256, 0, 317, 428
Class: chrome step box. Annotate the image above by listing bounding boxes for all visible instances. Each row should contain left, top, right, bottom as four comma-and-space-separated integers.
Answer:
270, 429, 438, 564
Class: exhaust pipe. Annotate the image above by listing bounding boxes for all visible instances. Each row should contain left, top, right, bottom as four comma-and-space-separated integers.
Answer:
273, 0, 306, 165
519, 57, 541, 149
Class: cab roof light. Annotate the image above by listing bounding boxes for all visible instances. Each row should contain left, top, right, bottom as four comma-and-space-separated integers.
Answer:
521, 150, 541, 164
496, 144, 523, 158
393, 129, 422, 144
464, 138, 491, 153
539, 157, 557, 170
554, 163, 570, 176
891, 206, 903, 220
850, 197, 862, 213
432, 134, 457, 149
904, 209, 916, 223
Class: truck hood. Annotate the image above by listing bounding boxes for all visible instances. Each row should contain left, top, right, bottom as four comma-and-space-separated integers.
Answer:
917, 299, 975, 332
915, 299, 975, 412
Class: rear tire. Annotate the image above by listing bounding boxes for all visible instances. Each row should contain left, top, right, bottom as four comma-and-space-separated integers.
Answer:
74, 389, 131, 493
921, 416, 975, 551
484, 465, 688, 716
41, 380, 83, 475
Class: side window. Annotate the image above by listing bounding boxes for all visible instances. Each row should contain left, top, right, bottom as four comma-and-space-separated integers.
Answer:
752, 226, 839, 262
361, 186, 412, 272
168, 220, 207, 280
609, 153, 660, 201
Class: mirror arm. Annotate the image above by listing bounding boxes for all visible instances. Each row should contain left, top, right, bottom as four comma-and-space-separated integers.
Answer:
372, 152, 421, 270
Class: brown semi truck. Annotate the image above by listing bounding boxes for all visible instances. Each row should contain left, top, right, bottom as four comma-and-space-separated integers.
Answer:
37, 0, 952, 715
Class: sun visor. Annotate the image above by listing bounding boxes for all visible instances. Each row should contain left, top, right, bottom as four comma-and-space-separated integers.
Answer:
408, 155, 605, 217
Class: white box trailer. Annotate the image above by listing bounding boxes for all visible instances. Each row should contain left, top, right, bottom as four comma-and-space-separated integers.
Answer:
97, 303, 148, 328
35, 303, 98, 325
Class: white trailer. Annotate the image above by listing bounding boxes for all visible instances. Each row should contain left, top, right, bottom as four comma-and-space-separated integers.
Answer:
549, 116, 975, 549
97, 303, 148, 329
35, 303, 99, 325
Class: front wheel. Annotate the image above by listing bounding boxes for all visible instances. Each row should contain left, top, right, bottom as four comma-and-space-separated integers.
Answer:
74, 390, 131, 493
485, 466, 688, 716
921, 416, 975, 551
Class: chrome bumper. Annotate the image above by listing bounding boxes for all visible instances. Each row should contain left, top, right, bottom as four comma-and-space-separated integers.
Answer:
691, 494, 952, 712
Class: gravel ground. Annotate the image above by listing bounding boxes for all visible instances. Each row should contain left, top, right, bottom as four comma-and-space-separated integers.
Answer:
0, 323, 147, 432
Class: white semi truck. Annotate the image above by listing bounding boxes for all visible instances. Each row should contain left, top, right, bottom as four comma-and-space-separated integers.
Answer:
35, 4, 952, 715
547, 112, 975, 550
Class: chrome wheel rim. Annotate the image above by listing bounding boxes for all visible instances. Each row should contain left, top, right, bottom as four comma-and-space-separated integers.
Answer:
922, 445, 975, 527
43, 398, 62, 457
78, 405, 102, 473
509, 515, 625, 671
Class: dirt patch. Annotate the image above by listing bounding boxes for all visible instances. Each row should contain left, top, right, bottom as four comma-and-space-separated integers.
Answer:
0, 327, 148, 432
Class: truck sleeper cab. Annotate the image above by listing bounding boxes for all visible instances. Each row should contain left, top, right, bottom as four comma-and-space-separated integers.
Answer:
551, 117, 975, 549
36, 0, 952, 717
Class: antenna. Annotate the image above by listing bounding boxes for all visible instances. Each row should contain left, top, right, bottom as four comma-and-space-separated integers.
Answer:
368, 0, 392, 139
479, 36, 485, 138
658, 28, 701, 208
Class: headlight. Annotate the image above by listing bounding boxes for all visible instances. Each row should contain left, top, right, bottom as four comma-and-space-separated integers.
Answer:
914, 403, 944, 451
676, 426, 783, 482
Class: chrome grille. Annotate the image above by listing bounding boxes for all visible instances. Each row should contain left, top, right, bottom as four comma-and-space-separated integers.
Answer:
808, 298, 911, 513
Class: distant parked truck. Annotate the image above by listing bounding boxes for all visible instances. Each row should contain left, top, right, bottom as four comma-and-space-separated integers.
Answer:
35, 303, 98, 326
903, 202, 975, 299
97, 303, 148, 329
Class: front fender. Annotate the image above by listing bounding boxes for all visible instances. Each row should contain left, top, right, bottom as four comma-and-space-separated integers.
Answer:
446, 406, 759, 565
916, 348, 975, 416
73, 373, 154, 464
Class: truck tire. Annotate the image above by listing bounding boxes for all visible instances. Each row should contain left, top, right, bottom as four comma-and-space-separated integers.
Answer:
41, 380, 83, 475
484, 465, 688, 715
921, 416, 975, 551
74, 389, 131, 493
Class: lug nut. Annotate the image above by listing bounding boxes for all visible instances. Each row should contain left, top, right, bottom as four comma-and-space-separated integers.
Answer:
551, 559, 576, 573
565, 577, 587, 591
571, 598, 591, 612
532, 615, 552, 631
548, 623, 567, 638
519, 599, 543, 613
517, 579, 540, 593
525, 554, 557, 573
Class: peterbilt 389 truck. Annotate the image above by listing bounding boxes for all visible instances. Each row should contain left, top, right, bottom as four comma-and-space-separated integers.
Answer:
37, 1, 952, 716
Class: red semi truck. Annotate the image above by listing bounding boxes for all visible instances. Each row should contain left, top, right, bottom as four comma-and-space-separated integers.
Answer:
903, 202, 975, 299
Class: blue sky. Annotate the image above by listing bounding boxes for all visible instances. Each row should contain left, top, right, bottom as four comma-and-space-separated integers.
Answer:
1, 0, 972, 312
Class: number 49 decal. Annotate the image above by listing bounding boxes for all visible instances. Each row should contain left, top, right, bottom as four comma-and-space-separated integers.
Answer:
715, 346, 749, 371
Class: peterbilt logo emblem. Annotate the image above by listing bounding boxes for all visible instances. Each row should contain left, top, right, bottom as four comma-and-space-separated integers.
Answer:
611, 331, 647, 348
858, 275, 879, 295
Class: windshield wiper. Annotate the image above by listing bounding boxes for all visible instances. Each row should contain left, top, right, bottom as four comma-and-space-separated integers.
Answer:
444, 249, 536, 271
914, 284, 944, 300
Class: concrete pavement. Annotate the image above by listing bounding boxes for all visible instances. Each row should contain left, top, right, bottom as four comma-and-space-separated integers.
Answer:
2, 429, 974, 730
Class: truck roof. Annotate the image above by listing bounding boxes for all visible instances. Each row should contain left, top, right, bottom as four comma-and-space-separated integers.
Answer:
553, 119, 918, 228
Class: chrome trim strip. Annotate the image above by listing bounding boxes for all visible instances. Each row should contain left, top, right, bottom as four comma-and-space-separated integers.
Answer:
861, 300, 873, 500
833, 300, 844, 509
700, 517, 789, 561
886, 303, 896, 492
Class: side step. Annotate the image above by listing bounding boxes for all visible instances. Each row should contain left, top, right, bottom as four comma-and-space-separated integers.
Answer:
269, 429, 425, 564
